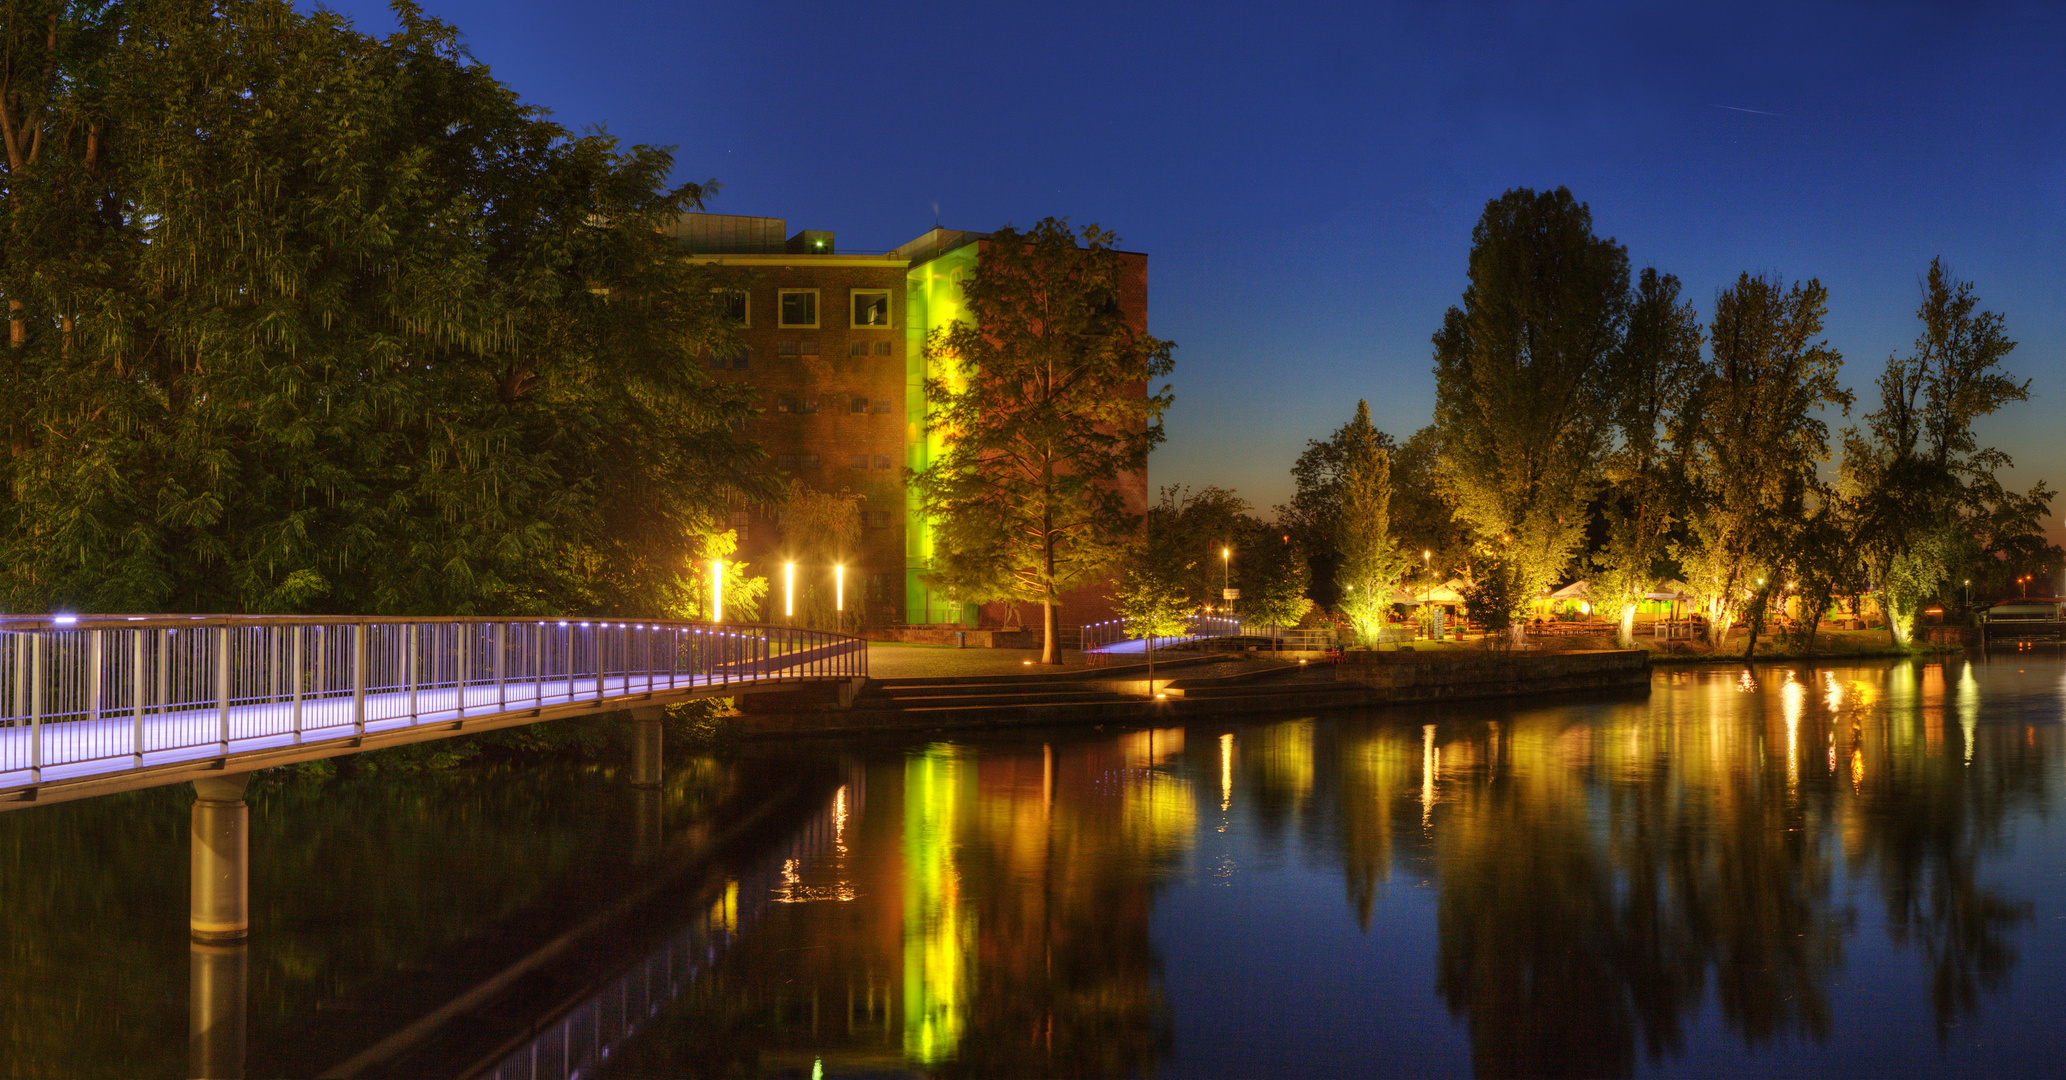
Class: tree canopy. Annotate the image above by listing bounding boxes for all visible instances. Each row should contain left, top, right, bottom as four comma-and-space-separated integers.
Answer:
0, 0, 765, 616
911, 218, 1174, 664
1432, 187, 1628, 636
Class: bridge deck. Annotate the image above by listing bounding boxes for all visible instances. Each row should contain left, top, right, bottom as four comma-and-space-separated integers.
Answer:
0, 620, 863, 808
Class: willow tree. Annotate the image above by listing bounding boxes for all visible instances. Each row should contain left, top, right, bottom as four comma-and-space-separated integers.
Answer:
0, 0, 766, 616
912, 218, 1174, 665
1433, 188, 1627, 639
1677, 273, 1849, 652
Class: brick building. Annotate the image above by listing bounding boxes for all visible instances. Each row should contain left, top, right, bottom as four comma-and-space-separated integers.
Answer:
672, 213, 1149, 630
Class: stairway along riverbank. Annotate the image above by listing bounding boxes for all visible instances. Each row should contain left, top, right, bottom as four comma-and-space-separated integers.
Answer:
736, 647, 1653, 736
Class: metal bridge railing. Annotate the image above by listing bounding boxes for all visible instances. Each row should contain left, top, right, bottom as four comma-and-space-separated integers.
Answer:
0, 615, 866, 782
1079, 615, 1333, 660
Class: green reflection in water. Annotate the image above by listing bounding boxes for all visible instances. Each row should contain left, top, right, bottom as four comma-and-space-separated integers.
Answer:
902, 743, 973, 1064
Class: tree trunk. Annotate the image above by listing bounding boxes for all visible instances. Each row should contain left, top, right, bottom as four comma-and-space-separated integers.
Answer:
1617, 604, 1637, 649
1042, 593, 1059, 666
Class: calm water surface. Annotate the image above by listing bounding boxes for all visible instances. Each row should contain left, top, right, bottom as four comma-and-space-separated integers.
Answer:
3, 653, 2063, 1078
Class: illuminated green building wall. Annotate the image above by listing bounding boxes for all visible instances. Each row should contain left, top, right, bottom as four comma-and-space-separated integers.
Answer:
904, 243, 982, 625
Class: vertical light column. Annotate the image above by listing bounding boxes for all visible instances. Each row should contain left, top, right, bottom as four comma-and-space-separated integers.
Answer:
189, 940, 247, 1080
784, 562, 796, 622
711, 560, 725, 623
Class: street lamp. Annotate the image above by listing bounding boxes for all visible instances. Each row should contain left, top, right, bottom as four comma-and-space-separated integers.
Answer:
710, 559, 725, 623
784, 561, 795, 621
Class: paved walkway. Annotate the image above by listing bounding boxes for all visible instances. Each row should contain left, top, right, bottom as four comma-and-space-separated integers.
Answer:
864, 642, 1093, 679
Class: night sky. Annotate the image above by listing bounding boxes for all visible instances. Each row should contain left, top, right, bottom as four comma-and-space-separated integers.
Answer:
317, 0, 2064, 541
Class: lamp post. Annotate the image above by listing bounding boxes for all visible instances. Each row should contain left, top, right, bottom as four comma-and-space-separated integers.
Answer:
835, 564, 845, 632
1221, 546, 1231, 621
783, 561, 795, 623
710, 559, 725, 623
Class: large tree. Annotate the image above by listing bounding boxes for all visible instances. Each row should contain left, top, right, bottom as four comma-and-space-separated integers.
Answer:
911, 218, 1175, 664
1677, 273, 1850, 652
1432, 187, 1628, 638
0, 0, 766, 616
1589, 268, 1703, 646
1843, 260, 2052, 644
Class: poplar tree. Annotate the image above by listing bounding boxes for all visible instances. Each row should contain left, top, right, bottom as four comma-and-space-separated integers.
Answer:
1336, 401, 1410, 645
1843, 260, 2048, 644
1589, 269, 1703, 646
912, 218, 1175, 664
1677, 273, 1849, 652
1432, 188, 1628, 639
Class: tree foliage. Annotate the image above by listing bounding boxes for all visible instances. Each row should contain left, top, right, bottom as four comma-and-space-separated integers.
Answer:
0, 0, 766, 617
1843, 260, 2051, 643
1675, 273, 1850, 650
1432, 187, 1628, 635
1589, 268, 1703, 646
1335, 401, 1409, 645
912, 218, 1174, 663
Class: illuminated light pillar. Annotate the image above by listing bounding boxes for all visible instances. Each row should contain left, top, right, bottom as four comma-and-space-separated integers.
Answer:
191, 773, 252, 943
784, 561, 796, 621
710, 560, 725, 623
190, 941, 247, 1080
629, 706, 663, 789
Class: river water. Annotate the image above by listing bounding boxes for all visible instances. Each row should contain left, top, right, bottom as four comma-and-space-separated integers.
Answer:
2, 652, 2062, 1078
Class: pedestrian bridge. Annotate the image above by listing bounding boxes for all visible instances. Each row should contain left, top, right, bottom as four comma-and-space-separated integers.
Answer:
0, 614, 866, 809
1081, 615, 1335, 658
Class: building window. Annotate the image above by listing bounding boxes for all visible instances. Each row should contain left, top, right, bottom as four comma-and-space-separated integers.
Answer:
849, 453, 868, 469
873, 341, 892, 357
801, 454, 821, 469
872, 510, 891, 527
849, 341, 868, 357
778, 341, 799, 357
802, 399, 818, 414
733, 351, 750, 369
778, 289, 819, 328
874, 454, 892, 469
778, 397, 800, 413
871, 398, 892, 414
851, 289, 892, 328
801, 339, 819, 356
850, 397, 868, 414
776, 453, 799, 470
716, 289, 748, 326
711, 347, 746, 370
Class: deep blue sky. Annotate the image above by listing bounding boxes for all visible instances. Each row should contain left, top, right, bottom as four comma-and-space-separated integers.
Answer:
320, 0, 2064, 538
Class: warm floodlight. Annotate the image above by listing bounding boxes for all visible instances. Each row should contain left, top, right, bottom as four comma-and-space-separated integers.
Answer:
784, 561, 795, 619
835, 564, 845, 612
711, 559, 725, 622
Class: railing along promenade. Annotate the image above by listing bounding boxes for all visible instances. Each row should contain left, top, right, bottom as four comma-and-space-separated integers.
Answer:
0, 613, 866, 807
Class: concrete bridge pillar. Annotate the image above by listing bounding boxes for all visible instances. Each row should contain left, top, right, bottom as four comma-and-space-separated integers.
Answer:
188, 941, 247, 1080
629, 707, 664, 789
190, 773, 252, 944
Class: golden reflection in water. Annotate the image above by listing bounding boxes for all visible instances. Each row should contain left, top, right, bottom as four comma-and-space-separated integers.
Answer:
1421, 724, 1438, 828
1219, 732, 1234, 819
1959, 662, 1980, 764
903, 744, 972, 1065
1783, 671, 1804, 795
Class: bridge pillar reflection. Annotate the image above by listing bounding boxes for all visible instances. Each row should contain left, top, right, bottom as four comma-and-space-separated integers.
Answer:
629, 707, 664, 788
190, 773, 252, 943
189, 941, 247, 1080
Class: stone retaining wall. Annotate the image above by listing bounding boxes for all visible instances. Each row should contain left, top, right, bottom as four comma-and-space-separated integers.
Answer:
1335, 648, 1651, 700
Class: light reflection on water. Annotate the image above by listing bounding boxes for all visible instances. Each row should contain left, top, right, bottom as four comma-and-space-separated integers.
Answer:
596, 653, 2064, 1079
0, 654, 2060, 1078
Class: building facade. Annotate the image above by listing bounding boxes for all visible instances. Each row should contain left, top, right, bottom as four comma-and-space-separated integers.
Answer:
673, 214, 1148, 629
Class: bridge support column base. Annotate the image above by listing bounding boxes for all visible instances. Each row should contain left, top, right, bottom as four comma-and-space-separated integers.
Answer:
629, 707, 663, 788
191, 773, 252, 944
836, 677, 865, 709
